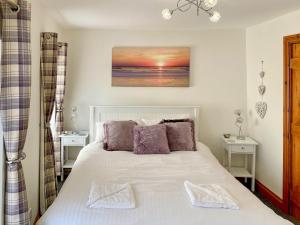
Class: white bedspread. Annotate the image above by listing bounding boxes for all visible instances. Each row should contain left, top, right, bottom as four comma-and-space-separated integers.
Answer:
37, 142, 292, 225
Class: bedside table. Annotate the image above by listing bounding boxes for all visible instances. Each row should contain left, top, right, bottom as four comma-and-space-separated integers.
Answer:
60, 132, 89, 181
222, 136, 258, 192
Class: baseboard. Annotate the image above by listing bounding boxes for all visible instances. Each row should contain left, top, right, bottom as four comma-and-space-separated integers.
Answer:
33, 212, 40, 225
255, 180, 287, 213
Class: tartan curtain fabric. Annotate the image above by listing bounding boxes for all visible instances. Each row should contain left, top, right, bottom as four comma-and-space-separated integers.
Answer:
0, 1, 31, 225
53, 43, 68, 176
40, 32, 58, 214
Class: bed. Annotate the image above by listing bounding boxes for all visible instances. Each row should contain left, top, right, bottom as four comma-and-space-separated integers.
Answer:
37, 106, 292, 225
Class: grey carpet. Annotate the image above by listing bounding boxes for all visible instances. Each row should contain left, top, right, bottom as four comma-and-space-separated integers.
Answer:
254, 191, 299, 225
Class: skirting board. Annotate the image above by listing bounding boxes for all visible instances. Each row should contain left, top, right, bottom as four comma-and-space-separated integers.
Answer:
255, 180, 287, 213
33, 213, 40, 225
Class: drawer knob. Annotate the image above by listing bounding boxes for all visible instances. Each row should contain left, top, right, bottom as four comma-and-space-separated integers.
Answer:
241, 146, 245, 150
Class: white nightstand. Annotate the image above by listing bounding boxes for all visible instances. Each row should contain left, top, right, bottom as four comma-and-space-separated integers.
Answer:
60, 132, 89, 181
222, 136, 258, 192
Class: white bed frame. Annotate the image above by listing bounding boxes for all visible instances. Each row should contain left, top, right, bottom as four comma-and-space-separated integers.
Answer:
89, 106, 200, 142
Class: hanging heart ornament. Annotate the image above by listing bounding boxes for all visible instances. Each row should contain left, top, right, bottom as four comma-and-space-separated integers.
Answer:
258, 85, 266, 96
260, 71, 265, 78
255, 102, 267, 119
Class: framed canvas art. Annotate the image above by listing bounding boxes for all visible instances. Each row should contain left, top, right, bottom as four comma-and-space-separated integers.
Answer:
112, 47, 190, 87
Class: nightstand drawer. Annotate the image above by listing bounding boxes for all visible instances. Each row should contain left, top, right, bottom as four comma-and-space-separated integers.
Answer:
229, 144, 255, 153
63, 137, 85, 146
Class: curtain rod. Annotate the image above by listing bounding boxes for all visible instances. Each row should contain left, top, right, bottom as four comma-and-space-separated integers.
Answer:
6, 0, 20, 12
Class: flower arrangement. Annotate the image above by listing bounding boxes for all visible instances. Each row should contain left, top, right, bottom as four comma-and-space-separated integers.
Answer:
234, 109, 245, 140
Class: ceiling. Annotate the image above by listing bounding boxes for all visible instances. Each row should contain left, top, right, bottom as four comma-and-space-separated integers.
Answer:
41, 0, 300, 30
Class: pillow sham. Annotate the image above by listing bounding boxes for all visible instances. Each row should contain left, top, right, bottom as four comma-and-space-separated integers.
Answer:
97, 119, 144, 142
103, 120, 137, 151
133, 124, 170, 154
160, 119, 197, 151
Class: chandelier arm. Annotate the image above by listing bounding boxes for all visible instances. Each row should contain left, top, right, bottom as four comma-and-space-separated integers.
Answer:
184, 0, 199, 8
186, 0, 209, 12
197, 0, 202, 8
197, 0, 200, 16
202, 8, 213, 16
164, 0, 219, 21
172, 0, 214, 16
172, 0, 198, 13
199, 3, 214, 15
177, 0, 192, 12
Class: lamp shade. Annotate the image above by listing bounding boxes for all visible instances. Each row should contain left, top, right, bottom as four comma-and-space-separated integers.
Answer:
203, 0, 218, 8
210, 11, 221, 22
162, 8, 172, 20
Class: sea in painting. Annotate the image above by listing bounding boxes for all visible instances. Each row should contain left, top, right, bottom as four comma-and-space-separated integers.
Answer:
112, 47, 190, 87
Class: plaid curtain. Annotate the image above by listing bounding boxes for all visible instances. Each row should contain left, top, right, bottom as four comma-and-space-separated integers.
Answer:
40, 32, 58, 214
53, 43, 68, 177
0, 1, 31, 225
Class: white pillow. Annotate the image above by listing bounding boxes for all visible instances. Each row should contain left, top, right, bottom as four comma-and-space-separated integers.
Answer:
140, 114, 191, 126
135, 119, 146, 126
95, 122, 105, 143
140, 118, 162, 126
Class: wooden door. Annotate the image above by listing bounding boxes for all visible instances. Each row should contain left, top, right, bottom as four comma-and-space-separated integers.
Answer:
290, 42, 300, 218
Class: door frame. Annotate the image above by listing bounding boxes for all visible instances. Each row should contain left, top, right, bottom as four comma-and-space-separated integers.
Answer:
283, 33, 300, 214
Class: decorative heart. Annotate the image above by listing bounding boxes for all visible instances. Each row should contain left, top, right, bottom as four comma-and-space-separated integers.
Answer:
258, 85, 266, 96
255, 102, 267, 119
260, 71, 265, 78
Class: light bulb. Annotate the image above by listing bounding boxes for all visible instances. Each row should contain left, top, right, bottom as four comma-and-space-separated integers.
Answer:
162, 8, 172, 20
210, 11, 221, 23
203, 0, 218, 8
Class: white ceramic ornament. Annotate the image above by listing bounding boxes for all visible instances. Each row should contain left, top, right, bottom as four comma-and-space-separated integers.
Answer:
258, 85, 266, 96
255, 102, 267, 119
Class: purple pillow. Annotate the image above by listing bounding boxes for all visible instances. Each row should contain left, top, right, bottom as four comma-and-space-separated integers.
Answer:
133, 124, 170, 154
162, 120, 196, 151
103, 120, 137, 151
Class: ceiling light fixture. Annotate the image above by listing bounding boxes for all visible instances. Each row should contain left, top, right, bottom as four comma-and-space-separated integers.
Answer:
162, 0, 221, 23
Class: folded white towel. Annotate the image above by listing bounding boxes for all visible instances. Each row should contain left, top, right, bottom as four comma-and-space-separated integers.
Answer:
87, 182, 135, 209
184, 181, 239, 210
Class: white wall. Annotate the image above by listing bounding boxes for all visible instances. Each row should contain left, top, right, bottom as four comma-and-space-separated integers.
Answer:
246, 9, 300, 198
4, 0, 299, 221
21, 0, 66, 222
63, 29, 247, 160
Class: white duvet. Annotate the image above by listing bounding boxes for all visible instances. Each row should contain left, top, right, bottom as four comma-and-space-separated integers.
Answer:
37, 142, 292, 225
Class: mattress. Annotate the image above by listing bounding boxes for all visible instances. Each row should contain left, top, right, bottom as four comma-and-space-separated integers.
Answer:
37, 142, 292, 225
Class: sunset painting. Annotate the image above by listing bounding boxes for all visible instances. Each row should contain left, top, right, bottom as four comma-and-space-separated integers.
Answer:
112, 47, 190, 87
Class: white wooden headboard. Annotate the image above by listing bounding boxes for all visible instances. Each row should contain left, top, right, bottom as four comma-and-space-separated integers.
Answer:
89, 106, 200, 142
